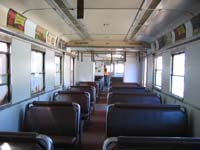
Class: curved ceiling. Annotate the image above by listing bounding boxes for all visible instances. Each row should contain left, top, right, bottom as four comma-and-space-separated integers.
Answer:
0, 0, 200, 44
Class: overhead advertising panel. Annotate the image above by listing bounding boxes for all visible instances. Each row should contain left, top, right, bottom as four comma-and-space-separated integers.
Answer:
7, 9, 26, 32
191, 14, 200, 36
174, 24, 186, 42
35, 25, 47, 42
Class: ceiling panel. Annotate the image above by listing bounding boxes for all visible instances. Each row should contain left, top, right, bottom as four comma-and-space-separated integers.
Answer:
80, 10, 138, 35
66, 0, 143, 8
66, 0, 144, 41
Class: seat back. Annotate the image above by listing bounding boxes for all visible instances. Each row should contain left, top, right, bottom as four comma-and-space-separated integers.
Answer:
106, 104, 188, 137
108, 93, 161, 104
0, 132, 53, 150
111, 77, 123, 83
23, 102, 80, 139
103, 136, 200, 150
78, 81, 100, 98
110, 82, 140, 88
70, 86, 96, 105
109, 87, 149, 94
53, 91, 91, 115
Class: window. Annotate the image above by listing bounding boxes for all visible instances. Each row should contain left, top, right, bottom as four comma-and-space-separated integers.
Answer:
55, 55, 62, 86
70, 57, 74, 85
171, 52, 185, 98
31, 50, 45, 94
0, 42, 10, 105
154, 56, 162, 89
143, 58, 147, 87
114, 63, 124, 74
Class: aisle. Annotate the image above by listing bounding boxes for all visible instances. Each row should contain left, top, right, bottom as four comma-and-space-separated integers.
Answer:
81, 89, 108, 150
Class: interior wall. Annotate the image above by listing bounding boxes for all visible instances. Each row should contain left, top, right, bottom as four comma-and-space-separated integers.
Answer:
123, 54, 139, 83
11, 39, 31, 103
0, 38, 64, 131
148, 40, 200, 136
76, 55, 95, 82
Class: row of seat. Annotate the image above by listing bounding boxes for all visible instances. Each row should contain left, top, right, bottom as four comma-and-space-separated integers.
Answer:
103, 136, 200, 150
103, 82, 200, 150
0, 132, 53, 150
0, 101, 81, 150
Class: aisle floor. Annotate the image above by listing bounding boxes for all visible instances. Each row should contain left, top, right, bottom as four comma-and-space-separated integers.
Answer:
81, 90, 108, 150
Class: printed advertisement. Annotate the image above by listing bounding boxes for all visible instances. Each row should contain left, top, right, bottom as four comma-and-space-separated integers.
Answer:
191, 14, 200, 36
7, 9, 26, 32
47, 32, 57, 46
35, 25, 47, 42
174, 24, 186, 41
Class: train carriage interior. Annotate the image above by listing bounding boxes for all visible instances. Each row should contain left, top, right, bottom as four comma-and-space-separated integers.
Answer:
0, 0, 200, 150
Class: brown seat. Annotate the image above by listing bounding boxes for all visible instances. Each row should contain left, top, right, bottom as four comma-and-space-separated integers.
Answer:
53, 91, 91, 123
110, 82, 140, 88
22, 101, 81, 150
108, 93, 161, 104
69, 86, 96, 112
0, 131, 53, 150
78, 81, 100, 99
109, 87, 149, 94
103, 136, 200, 150
107, 104, 188, 137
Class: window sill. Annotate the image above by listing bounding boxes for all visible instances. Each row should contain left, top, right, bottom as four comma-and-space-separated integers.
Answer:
169, 93, 184, 101
54, 85, 62, 89
153, 86, 162, 92
31, 90, 46, 98
0, 102, 12, 111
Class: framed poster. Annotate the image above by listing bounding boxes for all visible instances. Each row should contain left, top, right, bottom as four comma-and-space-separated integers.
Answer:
35, 25, 47, 42
7, 9, 26, 32
158, 36, 165, 49
164, 32, 172, 46
191, 14, 200, 36
174, 24, 186, 42
47, 32, 57, 46
58, 38, 66, 50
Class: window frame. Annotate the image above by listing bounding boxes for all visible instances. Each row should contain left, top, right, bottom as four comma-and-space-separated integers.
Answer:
143, 57, 147, 87
154, 55, 162, 89
31, 49, 45, 95
55, 54, 62, 87
70, 57, 75, 86
170, 52, 185, 99
0, 41, 11, 106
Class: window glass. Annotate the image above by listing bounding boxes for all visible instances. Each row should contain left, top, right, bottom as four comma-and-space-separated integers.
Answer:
171, 76, 184, 98
0, 42, 8, 52
0, 85, 8, 104
55, 56, 61, 86
154, 56, 162, 89
155, 71, 162, 88
115, 63, 124, 74
143, 58, 147, 87
173, 53, 185, 76
0, 54, 7, 75
70, 57, 74, 85
0, 42, 9, 105
31, 51, 43, 73
171, 53, 185, 98
31, 51, 44, 94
